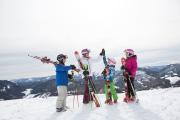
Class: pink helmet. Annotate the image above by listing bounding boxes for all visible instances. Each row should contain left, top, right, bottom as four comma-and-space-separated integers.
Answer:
108, 57, 116, 65
81, 49, 90, 55
124, 49, 135, 57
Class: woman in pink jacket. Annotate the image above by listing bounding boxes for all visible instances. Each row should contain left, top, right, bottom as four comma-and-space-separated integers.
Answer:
121, 49, 138, 102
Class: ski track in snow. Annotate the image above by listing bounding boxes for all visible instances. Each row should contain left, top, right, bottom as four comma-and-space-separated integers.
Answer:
0, 88, 180, 120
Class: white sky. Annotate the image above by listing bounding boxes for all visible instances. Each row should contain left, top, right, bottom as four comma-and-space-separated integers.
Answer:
0, 0, 180, 80
0, 0, 180, 53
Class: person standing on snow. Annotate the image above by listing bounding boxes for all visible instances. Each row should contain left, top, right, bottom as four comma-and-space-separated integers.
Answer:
121, 49, 138, 102
100, 49, 118, 105
41, 54, 79, 112
79, 48, 102, 104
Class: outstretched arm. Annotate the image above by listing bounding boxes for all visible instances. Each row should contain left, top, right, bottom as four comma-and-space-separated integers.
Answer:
56, 65, 72, 71
56, 65, 80, 72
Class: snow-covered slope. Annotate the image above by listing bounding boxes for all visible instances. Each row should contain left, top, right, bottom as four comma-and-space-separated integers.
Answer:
0, 88, 180, 120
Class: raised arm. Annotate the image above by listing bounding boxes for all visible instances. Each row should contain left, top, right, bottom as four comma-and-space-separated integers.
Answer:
100, 49, 107, 66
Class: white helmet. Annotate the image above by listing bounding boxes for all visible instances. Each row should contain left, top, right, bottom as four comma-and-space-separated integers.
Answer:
124, 49, 135, 57
81, 48, 90, 55
108, 57, 116, 65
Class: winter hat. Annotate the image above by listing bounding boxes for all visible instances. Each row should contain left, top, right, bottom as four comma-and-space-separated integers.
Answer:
124, 49, 135, 57
57, 54, 68, 62
108, 57, 116, 65
81, 48, 90, 55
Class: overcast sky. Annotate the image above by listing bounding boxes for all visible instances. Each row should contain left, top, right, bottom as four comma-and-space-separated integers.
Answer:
0, 0, 180, 80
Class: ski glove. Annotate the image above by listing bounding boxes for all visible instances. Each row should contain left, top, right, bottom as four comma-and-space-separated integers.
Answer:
101, 69, 106, 76
123, 70, 131, 77
83, 70, 89, 76
70, 65, 76, 70
121, 65, 125, 70
100, 48, 105, 56
68, 74, 73, 79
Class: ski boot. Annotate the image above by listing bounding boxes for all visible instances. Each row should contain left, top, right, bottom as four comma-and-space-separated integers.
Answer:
105, 99, 113, 105
108, 100, 113, 105
130, 96, 139, 103
56, 107, 67, 112
130, 96, 135, 102
123, 96, 130, 103
114, 99, 118, 104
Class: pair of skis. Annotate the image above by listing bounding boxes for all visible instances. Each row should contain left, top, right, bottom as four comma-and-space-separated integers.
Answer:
121, 57, 139, 103
28, 54, 56, 64
74, 51, 100, 107
104, 67, 113, 105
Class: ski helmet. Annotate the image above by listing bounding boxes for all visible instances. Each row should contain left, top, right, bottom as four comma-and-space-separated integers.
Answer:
81, 48, 90, 55
57, 54, 68, 62
124, 49, 135, 57
108, 57, 116, 65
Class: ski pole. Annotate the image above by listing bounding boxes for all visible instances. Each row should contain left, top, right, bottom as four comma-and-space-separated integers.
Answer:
71, 70, 79, 108
73, 91, 75, 108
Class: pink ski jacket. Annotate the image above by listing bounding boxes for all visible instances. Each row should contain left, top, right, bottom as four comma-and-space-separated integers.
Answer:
125, 55, 138, 78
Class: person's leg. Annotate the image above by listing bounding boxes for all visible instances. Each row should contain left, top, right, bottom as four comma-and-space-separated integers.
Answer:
83, 79, 90, 103
63, 86, 68, 108
104, 83, 109, 102
110, 81, 118, 102
56, 86, 66, 111
123, 78, 129, 101
126, 77, 131, 98
129, 79, 135, 98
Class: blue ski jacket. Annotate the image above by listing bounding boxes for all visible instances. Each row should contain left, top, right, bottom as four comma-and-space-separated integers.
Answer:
102, 55, 116, 81
55, 64, 72, 86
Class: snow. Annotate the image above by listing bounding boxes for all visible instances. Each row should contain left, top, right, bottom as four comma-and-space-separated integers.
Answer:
137, 71, 146, 75
0, 87, 180, 120
1, 87, 6, 92
173, 73, 178, 76
7, 85, 10, 89
166, 76, 180, 84
22, 89, 34, 98
22, 89, 32, 96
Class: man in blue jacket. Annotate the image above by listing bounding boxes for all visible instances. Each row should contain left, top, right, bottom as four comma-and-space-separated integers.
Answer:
41, 54, 78, 112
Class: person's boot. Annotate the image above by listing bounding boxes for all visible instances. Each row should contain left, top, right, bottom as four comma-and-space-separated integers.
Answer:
108, 99, 113, 105
56, 107, 66, 112
123, 96, 130, 103
114, 99, 118, 104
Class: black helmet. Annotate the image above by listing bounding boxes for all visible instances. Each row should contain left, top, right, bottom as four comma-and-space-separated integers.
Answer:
57, 54, 68, 62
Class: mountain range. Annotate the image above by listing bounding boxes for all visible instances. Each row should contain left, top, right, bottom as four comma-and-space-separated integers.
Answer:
0, 64, 180, 100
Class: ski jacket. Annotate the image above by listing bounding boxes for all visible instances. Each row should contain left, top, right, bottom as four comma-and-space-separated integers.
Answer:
80, 55, 102, 76
55, 64, 72, 86
102, 55, 115, 81
124, 55, 138, 78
